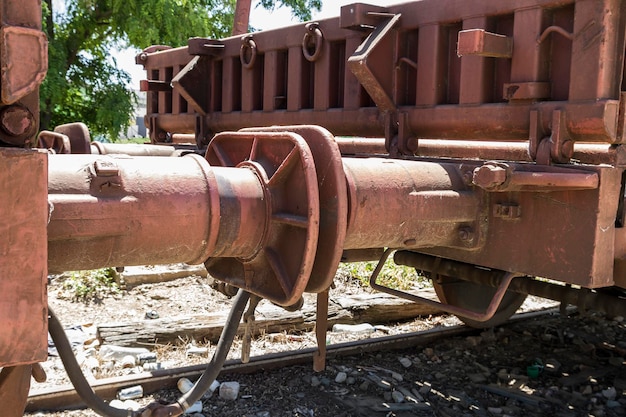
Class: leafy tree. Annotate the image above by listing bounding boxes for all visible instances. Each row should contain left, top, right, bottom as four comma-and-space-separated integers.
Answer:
41, 0, 321, 140
257, 0, 321, 23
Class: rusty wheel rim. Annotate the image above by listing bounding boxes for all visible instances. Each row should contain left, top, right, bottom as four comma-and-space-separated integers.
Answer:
433, 274, 527, 328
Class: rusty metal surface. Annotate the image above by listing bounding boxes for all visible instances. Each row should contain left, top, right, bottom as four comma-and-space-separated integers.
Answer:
134, 0, 626, 288
204, 131, 320, 306
335, 138, 626, 166
0, 104, 36, 138
0, 149, 48, 367
0, 0, 45, 147
139, 0, 626, 160
3, 0, 626, 413
342, 157, 482, 250
90, 142, 179, 156
0, 25, 47, 105
472, 161, 599, 192
53, 122, 91, 154
241, 125, 347, 293
47, 153, 221, 272
0, 366, 33, 417
613, 229, 626, 288
422, 164, 623, 288
45, 130, 626, 294
38, 131, 71, 154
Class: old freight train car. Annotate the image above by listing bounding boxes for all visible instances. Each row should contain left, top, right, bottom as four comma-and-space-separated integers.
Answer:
1, 0, 626, 415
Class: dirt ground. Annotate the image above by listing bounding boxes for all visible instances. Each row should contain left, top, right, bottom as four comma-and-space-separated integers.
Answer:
26, 266, 625, 417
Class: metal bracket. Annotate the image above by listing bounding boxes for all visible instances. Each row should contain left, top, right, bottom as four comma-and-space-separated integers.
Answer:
384, 111, 417, 156
147, 115, 168, 143
0, 26, 47, 105
472, 161, 598, 192
347, 12, 401, 113
188, 38, 225, 57
172, 56, 211, 116
195, 114, 212, 148
0, 366, 33, 417
53, 122, 91, 154
340, 3, 389, 30
369, 249, 521, 323
529, 109, 574, 165
347, 11, 419, 156
549, 109, 574, 164
242, 126, 348, 294
457, 29, 513, 58
241, 295, 262, 364
313, 289, 329, 372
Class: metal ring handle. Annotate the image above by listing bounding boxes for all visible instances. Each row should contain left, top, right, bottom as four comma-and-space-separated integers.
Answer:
302, 22, 323, 62
240, 34, 257, 69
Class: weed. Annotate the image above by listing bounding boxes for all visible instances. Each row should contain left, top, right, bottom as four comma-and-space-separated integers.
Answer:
336, 257, 430, 291
61, 268, 120, 302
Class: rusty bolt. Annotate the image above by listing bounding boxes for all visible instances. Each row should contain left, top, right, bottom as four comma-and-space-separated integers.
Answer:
472, 163, 508, 190
458, 227, 475, 243
0, 105, 35, 137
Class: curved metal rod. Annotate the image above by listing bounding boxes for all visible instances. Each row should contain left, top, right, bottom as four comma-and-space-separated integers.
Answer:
49, 289, 251, 417
397, 57, 418, 70
537, 26, 574, 44
368, 249, 521, 322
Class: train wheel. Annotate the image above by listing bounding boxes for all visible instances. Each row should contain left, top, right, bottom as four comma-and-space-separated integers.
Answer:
432, 274, 527, 328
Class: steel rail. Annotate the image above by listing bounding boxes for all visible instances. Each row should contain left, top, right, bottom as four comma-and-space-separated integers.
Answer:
26, 308, 558, 412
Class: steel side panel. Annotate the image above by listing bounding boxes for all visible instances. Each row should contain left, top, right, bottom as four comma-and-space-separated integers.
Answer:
139, 0, 625, 145
421, 166, 621, 288
0, 149, 48, 366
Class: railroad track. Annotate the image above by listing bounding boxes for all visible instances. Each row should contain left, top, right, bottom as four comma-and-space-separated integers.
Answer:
26, 308, 558, 412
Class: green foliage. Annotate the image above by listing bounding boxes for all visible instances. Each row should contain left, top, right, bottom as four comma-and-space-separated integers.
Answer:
337, 258, 429, 291
62, 268, 120, 302
258, 0, 322, 21
117, 136, 150, 144
41, 0, 320, 140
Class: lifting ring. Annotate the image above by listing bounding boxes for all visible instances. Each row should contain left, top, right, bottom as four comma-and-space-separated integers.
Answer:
302, 22, 323, 62
240, 34, 257, 69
